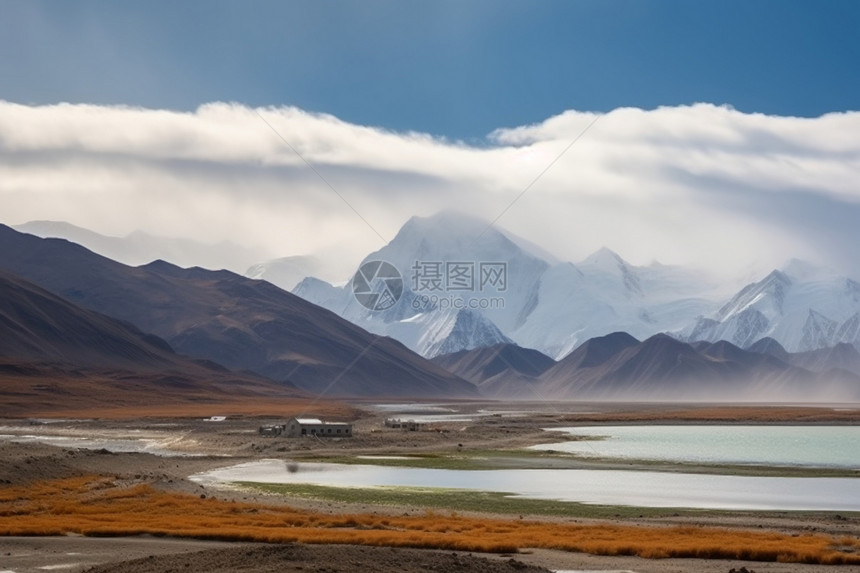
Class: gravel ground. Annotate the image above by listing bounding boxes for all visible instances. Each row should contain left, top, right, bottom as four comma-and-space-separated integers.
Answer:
1, 404, 858, 573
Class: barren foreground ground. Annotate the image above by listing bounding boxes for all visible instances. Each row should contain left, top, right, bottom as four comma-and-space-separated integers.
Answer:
1, 402, 859, 572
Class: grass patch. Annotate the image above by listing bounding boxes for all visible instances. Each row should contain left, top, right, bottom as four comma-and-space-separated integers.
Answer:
235, 481, 693, 519
302, 449, 860, 478
2, 476, 859, 564
303, 450, 541, 470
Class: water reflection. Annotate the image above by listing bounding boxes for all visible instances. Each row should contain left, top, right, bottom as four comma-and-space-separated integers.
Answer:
194, 459, 860, 511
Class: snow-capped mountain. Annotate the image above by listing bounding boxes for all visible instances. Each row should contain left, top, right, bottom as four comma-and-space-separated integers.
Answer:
510, 249, 724, 358
388, 309, 513, 357
294, 212, 527, 357
678, 260, 860, 352
292, 211, 724, 359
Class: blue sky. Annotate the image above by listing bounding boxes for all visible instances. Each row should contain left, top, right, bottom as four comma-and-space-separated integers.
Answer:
2, 0, 858, 139
1, 1, 859, 280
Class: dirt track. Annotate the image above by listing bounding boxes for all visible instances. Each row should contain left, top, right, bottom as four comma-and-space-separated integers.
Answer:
2, 537, 855, 573
0, 538, 552, 573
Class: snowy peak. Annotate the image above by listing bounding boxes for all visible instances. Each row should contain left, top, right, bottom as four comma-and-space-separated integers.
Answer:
715, 270, 791, 322
388, 211, 499, 256
397, 210, 493, 240
419, 309, 513, 358
376, 307, 511, 358
578, 247, 643, 297
778, 258, 849, 283
780, 258, 824, 281
296, 210, 860, 362
392, 210, 558, 262
800, 309, 839, 350
288, 210, 542, 358
582, 247, 628, 270
679, 265, 860, 353
364, 211, 552, 334
376, 211, 542, 269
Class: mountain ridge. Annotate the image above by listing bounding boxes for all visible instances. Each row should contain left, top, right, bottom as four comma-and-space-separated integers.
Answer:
0, 269, 305, 415
292, 211, 725, 360
14, 214, 860, 368
432, 333, 860, 401
0, 224, 477, 398
14, 220, 269, 274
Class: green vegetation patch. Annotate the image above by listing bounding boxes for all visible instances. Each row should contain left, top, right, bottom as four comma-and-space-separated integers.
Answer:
297, 449, 860, 477
299, 449, 594, 470
235, 480, 703, 519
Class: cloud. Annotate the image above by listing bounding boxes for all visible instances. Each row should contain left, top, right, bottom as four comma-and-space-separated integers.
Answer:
0, 100, 858, 280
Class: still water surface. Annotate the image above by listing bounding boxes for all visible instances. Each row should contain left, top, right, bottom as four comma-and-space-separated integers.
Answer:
530, 425, 860, 468
194, 459, 860, 511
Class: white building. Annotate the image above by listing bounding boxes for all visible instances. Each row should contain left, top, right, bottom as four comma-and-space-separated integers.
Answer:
283, 417, 353, 438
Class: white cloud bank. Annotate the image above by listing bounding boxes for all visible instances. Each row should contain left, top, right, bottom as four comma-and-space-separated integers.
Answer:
1, 100, 858, 279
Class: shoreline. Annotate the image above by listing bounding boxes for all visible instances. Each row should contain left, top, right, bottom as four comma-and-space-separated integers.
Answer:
1, 402, 859, 572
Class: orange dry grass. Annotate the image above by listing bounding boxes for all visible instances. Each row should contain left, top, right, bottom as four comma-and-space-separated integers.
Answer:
2, 477, 859, 564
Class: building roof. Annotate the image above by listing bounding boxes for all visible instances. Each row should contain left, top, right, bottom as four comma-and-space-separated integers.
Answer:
293, 418, 323, 424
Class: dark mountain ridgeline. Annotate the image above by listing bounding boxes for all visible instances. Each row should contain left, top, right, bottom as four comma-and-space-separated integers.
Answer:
3, 222, 858, 403
0, 270, 304, 414
431, 343, 556, 398
434, 333, 860, 401
0, 225, 476, 398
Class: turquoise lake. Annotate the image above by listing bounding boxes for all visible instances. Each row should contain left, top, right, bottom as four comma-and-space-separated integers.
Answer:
192, 424, 860, 511
530, 425, 860, 468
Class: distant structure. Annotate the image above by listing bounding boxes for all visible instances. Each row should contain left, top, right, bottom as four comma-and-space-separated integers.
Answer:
285, 417, 353, 437
258, 425, 281, 437
384, 418, 425, 431
258, 417, 353, 438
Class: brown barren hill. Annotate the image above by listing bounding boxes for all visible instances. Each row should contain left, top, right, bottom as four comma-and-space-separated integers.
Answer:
432, 343, 556, 398
0, 225, 477, 399
538, 332, 860, 400
0, 269, 313, 416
